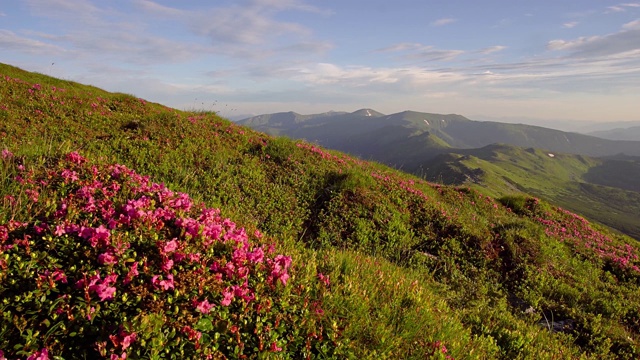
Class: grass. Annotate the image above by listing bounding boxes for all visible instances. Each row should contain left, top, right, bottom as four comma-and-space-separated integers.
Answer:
420, 144, 640, 241
1, 63, 640, 359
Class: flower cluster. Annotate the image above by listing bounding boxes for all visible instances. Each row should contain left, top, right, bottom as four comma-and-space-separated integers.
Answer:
536, 207, 640, 273
0, 151, 325, 359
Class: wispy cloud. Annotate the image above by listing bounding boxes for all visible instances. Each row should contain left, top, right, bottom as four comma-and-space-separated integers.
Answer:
378, 42, 464, 62
18, 0, 330, 65
430, 18, 456, 27
477, 45, 507, 54
623, 19, 640, 29
548, 23, 640, 58
563, 22, 579, 29
0, 30, 68, 55
605, 2, 640, 13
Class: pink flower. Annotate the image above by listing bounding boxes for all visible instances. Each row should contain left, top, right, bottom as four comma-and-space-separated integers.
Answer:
196, 299, 214, 314
317, 272, 330, 287
1, 149, 13, 159
152, 274, 174, 291
221, 288, 234, 306
121, 331, 137, 350
26, 348, 49, 360
87, 307, 95, 320
98, 251, 118, 266
124, 262, 139, 285
247, 247, 264, 263
162, 239, 179, 254
161, 258, 174, 272
52, 269, 68, 283
92, 283, 116, 301
270, 342, 282, 352
54, 225, 66, 236
65, 151, 86, 165
181, 326, 202, 342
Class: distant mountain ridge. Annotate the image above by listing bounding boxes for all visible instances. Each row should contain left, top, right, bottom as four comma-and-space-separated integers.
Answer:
238, 109, 640, 169
588, 126, 640, 141
239, 109, 640, 240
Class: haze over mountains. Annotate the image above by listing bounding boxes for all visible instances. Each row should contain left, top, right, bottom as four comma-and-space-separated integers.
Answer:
239, 109, 640, 240
239, 109, 640, 164
587, 126, 640, 141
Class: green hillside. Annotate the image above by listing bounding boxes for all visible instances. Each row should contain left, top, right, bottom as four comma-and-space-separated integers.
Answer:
2, 63, 640, 359
420, 145, 640, 241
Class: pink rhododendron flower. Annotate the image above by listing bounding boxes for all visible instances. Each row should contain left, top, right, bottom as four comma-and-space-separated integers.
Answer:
65, 151, 86, 165
270, 342, 282, 352
26, 348, 49, 360
54, 225, 66, 236
92, 283, 116, 301
52, 269, 68, 283
182, 326, 202, 342
60, 169, 79, 182
317, 272, 330, 287
221, 288, 234, 306
247, 247, 264, 263
161, 258, 173, 272
162, 239, 179, 254
152, 274, 174, 290
98, 251, 118, 265
1, 149, 13, 159
110, 330, 137, 352
196, 299, 214, 314
124, 262, 139, 285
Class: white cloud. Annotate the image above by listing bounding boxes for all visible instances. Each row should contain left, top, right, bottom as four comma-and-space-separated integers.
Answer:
478, 45, 507, 54
378, 42, 464, 62
0, 30, 68, 55
0, 12, 6, 16
548, 25, 640, 58
606, 3, 640, 13
17, 0, 330, 66
25, 0, 104, 23
134, 0, 183, 16
623, 19, 640, 29
563, 22, 578, 29
430, 18, 456, 27
290, 63, 468, 89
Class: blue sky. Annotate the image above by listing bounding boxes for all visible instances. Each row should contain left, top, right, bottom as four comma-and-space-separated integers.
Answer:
2, 0, 640, 123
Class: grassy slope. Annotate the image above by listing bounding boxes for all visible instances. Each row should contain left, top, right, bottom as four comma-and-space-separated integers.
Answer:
1, 64, 640, 359
420, 145, 640, 241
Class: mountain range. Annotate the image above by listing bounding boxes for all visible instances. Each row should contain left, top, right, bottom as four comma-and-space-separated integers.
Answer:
587, 126, 640, 141
239, 110, 640, 240
239, 109, 640, 167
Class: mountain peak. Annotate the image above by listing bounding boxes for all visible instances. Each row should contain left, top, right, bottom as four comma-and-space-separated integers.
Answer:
351, 108, 384, 117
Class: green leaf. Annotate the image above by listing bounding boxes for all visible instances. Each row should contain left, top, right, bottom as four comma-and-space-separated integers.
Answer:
195, 317, 213, 332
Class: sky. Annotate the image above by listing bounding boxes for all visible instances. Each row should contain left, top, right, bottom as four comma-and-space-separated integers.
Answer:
2, 0, 640, 124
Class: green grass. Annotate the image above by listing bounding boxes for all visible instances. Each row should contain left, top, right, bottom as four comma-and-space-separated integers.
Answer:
420, 144, 640, 241
1, 63, 640, 359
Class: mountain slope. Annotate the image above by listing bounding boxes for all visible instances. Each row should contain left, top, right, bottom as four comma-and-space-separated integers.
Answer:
588, 126, 640, 141
239, 110, 640, 164
420, 145, 640, 240
2, 63, 640, 359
